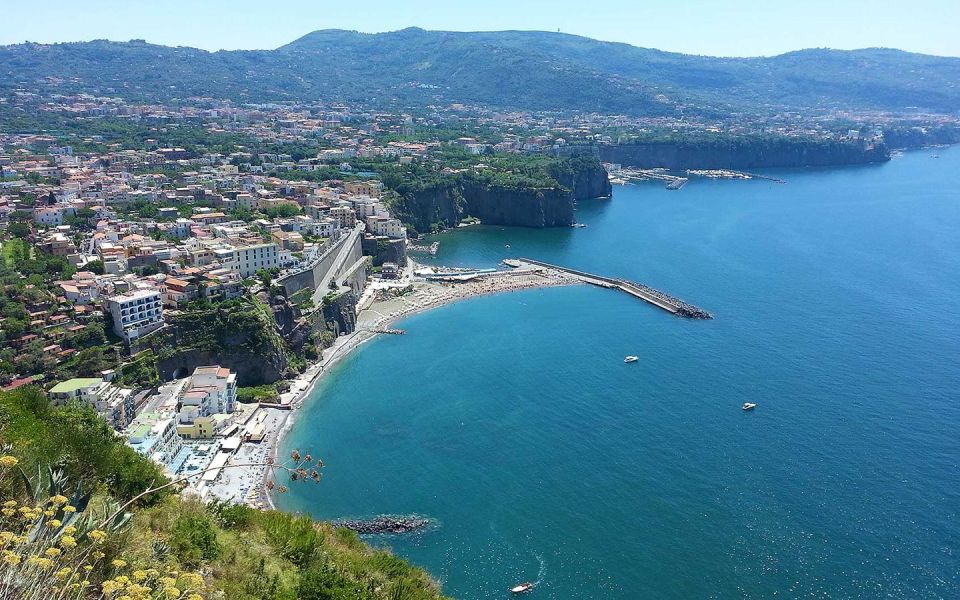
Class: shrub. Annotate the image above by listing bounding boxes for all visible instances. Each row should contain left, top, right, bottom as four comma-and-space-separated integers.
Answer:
170, 511, 221, 567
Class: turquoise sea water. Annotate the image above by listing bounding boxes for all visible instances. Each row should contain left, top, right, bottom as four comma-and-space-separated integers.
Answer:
278, 148, 960, 599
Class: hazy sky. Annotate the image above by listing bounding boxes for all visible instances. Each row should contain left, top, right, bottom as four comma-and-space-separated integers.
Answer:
4, 0, 959, 57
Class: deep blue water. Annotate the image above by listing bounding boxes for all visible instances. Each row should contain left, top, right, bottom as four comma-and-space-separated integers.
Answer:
278, 148, 960, 599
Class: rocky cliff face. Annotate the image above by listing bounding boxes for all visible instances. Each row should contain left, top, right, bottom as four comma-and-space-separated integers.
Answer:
550, 158, 612, 199
134, 300, 290, 385
461, 183, 574, 228
600, 140, 890, 169
390, 158, 609, 232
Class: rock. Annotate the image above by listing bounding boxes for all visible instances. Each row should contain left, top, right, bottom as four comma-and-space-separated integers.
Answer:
334, 515, 431, 534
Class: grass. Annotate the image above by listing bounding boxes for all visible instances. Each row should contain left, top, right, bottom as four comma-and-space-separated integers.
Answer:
124, 497, 449, 600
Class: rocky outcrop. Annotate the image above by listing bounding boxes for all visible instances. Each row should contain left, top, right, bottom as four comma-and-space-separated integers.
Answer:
600, 139, 890, 169
133, 300, 290, 385
389, 157, 610, 232
334, 515, 431, 534
882, 125, 960, 149
156, 348, 287, 385
321, 290, 358, 337
362, 236, 407, 267
460, 182, 574, 228
549, 155, 612, 199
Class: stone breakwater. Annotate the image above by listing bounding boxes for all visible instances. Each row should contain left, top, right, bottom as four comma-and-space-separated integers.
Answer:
334, 515, 432, 534
619, 279, 713, 319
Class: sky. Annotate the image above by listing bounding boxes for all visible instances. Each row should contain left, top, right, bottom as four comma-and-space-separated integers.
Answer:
3, 0, 959, 57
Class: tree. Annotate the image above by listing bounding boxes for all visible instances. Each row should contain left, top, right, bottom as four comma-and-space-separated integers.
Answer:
85, 259, 105, 274
7, 222, 30, 239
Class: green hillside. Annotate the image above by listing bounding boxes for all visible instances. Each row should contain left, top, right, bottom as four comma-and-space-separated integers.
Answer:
1, 29, 958, 114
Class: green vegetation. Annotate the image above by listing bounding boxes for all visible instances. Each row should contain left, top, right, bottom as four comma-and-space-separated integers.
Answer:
0, 386, 449, 599
0, 386, 166, 502
2, 31, 959, 115
236, 384, 280, 404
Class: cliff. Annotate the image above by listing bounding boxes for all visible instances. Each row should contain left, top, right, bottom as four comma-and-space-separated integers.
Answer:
882, 125, 960, 149
132, 298, 290, 385
388, 157, 609, 232
549, 155, 613, 199
600, 139, 890, 169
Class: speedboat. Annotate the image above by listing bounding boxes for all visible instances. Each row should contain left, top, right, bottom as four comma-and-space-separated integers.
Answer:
510, 582, 535, 594
624, 356, 639, 363
742, 402, 757, 411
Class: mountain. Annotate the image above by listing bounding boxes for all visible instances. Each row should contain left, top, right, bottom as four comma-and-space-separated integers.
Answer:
2, 28, 959, 115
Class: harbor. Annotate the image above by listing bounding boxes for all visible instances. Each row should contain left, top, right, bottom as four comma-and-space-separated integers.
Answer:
606, 164, 785, 187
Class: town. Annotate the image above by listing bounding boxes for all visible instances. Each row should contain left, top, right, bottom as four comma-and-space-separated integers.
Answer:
3, 90, 958, 505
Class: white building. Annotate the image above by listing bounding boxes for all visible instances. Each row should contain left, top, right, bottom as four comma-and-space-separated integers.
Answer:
177, 366, 238, 439
48, 378, 135, 429
106, 289, 164, 342
229, 243, 279, 277
126, 414, 184, 475
366, 215, 407, 239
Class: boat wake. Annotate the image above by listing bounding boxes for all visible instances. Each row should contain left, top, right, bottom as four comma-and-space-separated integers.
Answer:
533, 552, 546, 586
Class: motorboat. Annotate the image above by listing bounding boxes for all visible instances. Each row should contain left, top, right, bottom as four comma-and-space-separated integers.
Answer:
510, 582, 535, 594
624, 356, 639, 363
742, 402, 757, 411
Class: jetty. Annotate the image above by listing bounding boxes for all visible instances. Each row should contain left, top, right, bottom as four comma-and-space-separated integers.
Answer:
513, 258, 712, 319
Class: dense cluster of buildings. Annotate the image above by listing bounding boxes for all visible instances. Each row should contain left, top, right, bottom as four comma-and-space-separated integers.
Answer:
0, 137, 409, 350
48, 364, 247, 488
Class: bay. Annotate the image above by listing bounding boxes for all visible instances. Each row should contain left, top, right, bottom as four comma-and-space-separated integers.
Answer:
278, 147, 960, 599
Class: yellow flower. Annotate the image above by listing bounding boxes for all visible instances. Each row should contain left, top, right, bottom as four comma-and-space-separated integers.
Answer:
182, 572, 204, 589
50, 495, 69, 506
2, 550, 20, 565
160, 577, 178, 588
2, 500, 17, 508
59, 535, 77, 548
26, 555, 53, 569
47, 519, 62, 528
56, 567, 72, 579
44, 547, 62, 557
133, 569, 148, 581
163, 587, 181, 599
1, 509, 14, 517
187, 595, 203, 600
101, 579, 123, 595
88, 529, 108, 543
0, 456, 19, 468
92, 550, 105, 560
84, 565, 93, 571
126, 583, 152, 598
111, 559, 127, 569
0, 531, 14, 545
63, 505, 77, 513
63, 526, 77, 535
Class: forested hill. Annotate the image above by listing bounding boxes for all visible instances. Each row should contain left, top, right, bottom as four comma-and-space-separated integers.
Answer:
2, 28, 959, 115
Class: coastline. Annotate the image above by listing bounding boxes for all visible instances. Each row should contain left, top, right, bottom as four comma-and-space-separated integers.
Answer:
251, 267, 581, 510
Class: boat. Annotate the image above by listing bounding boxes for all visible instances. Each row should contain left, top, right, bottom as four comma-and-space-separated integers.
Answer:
742, 402, 757, 411
624, 356, 639, 363
510, 582, 535, 594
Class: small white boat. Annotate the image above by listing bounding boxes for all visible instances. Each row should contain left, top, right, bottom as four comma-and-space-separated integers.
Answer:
624, 356, 639, 363
742, 402, 757, 411
510, 582, 535, 594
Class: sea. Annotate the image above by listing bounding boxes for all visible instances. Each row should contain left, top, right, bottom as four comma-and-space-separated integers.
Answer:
277, 147, 960, 599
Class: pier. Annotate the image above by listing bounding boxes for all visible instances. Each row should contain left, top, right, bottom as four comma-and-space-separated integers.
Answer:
514, 258, 713, 319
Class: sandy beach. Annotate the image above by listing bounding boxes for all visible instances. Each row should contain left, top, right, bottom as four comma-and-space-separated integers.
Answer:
223, 266, 581, 509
